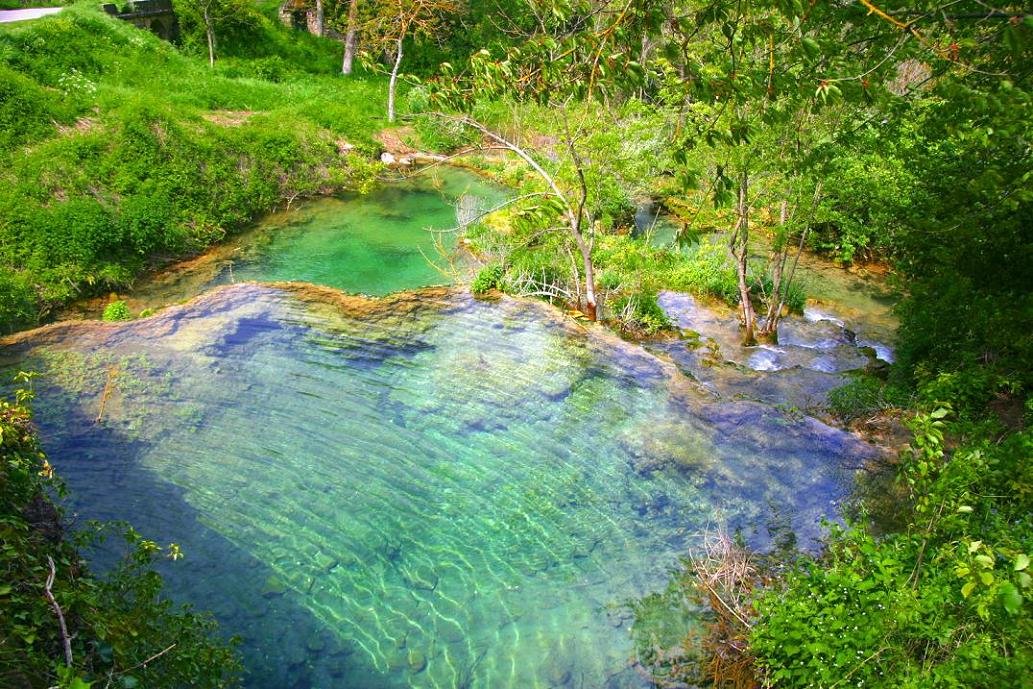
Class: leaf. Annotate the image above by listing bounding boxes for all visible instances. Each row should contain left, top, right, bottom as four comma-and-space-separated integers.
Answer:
0, 584, 11, 596
930, 407, 949, 419
1015, 554, 1029, 572
999, 582, 1022, 615
961, 581, 977, 598
968, 540, 983, 553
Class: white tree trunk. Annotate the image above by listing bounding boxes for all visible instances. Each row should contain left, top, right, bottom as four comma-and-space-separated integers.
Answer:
731, 171, 756, 345
387, 35, 403, 122
444, 116, 599, 320
204, 9, 215, 67
315, 0, 324, 36
342, 0, 359, 74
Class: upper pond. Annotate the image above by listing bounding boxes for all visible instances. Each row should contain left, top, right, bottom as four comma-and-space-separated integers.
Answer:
71, 167, 508, 316
3, 172, 892, 689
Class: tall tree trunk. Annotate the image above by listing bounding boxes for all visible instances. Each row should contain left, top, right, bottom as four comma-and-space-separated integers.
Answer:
314, 0, 324, 36
387, 35, 403, 122
341, 0, 359, 74
577, 237, 598, 320
204, 9, 216, 68
730, 171, 756, 345
759, 199, 789, 342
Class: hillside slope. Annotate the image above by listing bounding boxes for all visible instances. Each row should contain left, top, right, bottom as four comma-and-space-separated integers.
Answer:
0, 3, 388, 331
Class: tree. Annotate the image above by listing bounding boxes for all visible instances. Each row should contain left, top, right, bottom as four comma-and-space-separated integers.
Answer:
341, 0, 360, 74
182, 0, 248, 67
363, 0, 459, 122
429, 113, 602, 319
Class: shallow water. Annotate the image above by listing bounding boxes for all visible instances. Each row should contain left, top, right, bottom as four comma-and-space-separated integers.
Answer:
3, 284, 876, 689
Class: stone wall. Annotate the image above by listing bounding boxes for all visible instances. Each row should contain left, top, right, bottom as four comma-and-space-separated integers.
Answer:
102, 1, 180, 42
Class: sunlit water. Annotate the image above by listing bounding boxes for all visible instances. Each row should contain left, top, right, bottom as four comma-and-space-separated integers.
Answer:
3, 283, 877, 689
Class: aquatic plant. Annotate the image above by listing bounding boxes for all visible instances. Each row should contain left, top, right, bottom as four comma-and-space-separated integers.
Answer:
102, 300, 132, 322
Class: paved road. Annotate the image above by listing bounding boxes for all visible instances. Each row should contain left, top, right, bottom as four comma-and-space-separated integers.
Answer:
0, 7, 62, 23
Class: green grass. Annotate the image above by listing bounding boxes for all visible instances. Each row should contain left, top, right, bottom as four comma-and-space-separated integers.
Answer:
0, 3, 392, 331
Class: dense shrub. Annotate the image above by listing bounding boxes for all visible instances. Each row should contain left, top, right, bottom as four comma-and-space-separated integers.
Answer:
826, 375, 912, 421
751, 406, 1033, 689
609, 290, 672, 335
471, 263, 505, 294
665, 238, 739, 303
102, 300, 131, 322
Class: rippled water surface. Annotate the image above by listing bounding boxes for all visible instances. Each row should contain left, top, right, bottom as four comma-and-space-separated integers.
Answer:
4, 283, 876, 689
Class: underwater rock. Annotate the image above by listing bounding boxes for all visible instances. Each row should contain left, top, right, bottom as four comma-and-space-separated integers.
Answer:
408, 649, 427, 673
261, 575, 288, 598
305, 633, 326, 653
402, 565, 438, 591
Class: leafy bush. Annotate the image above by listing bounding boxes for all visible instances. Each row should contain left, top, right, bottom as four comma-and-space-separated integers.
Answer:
610, 290, 673, 335
665, 238, 739, 303
751, 406, 1033, 689
102, 300, 131, 322
827, 375, 912, 421
471, 263, 505, 294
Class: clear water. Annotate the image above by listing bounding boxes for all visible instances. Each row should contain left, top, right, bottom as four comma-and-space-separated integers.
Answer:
3, 284, 876, 689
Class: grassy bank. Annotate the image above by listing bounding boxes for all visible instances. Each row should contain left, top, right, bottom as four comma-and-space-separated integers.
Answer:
0, 3, 388, 332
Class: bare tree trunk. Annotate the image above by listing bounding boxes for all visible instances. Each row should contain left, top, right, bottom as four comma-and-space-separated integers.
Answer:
204, 8, 216, 67
730, 171, 756, 345
759, 199, 789, 342
315, 0, 324, 36
571, 229, 597, 319
342, 0, 359, 74
760, 183, 822, 341
387, 35, 403, 122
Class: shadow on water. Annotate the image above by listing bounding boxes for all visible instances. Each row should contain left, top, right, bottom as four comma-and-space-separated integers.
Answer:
4, 373, 409, 689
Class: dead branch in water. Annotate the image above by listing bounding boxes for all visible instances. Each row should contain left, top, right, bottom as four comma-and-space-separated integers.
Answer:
96, 365, 119, 424
685, 529, 760, 689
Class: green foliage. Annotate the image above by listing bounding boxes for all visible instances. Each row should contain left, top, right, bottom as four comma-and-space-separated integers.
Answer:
471, 263, 505, 294
0, 4, 386, 331
610, 290, 672, 335
827, 375, 911, 422
752, 405, 1033, 689
810, 137, 918, 265
101, 300, 131, 322
664, 238, 738, 303
0, 383, 241, 688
